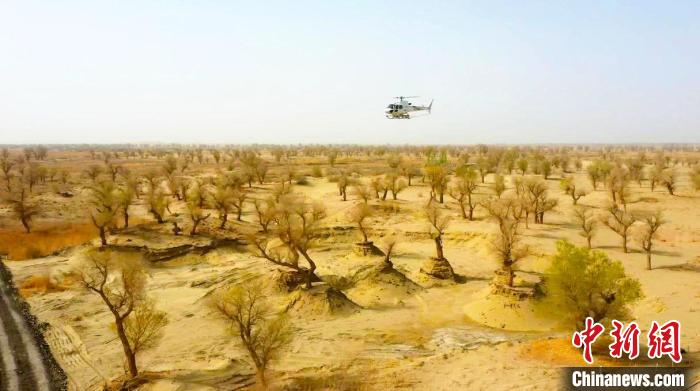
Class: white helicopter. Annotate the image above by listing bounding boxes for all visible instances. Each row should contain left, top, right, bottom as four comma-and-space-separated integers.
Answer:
385, 96, 433, 119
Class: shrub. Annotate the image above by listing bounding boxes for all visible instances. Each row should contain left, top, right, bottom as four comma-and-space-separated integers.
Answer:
541, 241, 643, 330
311, 166, 324, 178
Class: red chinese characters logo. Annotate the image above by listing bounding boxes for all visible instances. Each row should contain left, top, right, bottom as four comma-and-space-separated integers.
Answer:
608, 320, 640, 359
572, 318, 682, 364
647, 320, 682, 363
572, 317, 605, 364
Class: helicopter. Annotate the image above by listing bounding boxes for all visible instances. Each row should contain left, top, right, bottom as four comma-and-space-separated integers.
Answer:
385, 96, 433, 119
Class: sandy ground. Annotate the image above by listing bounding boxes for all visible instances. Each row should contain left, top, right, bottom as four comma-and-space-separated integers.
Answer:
4, 162, 700, 390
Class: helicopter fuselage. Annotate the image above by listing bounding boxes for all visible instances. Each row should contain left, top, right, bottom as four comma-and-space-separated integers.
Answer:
385, 98, 432, 119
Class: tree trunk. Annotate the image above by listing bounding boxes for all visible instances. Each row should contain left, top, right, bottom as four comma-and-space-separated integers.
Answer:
123, 210, 129, 228
459, 203, 467, 219
646, 251, 652, 270
256, 370, 267, 388
300, 250, 316, 289
358, 222, 368, 243
151, 209, 163, 224
504, 265, 514, 287
114, 318, 138, 378
21, 217, 31, 233
622, 235, 628, 253
434, 236, 444, 260
99, 226, 107, 246
219, 213, 228, 229
587, 236, 592, 249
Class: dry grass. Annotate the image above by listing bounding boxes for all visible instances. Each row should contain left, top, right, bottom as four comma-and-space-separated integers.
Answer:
18, 273, 79, 297
0, 222, 96, 260
520, 337, 678, 367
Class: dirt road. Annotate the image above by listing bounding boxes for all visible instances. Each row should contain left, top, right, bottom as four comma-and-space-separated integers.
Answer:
0, 259, 66, 391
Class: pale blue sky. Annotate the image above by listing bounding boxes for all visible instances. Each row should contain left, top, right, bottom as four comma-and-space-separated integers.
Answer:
1, 1, 698, 144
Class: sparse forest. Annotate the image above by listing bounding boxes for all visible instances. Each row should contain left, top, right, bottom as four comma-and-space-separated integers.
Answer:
1, 143, 699, 389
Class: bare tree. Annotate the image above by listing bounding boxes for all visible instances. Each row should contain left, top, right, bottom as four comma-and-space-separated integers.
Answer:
105, 163, 121, 182
1, 149, 14, 191
399, 162, 420, 186
162, 155, 178, 176
89, 180, 119, 246
370, 176, 387, 200
24, 163, 41, 193
165, 174, 183, 200
379, 236, 398, 268
385, 172, 407, 200
560, 176, 588, 205
572, 206, 596, 249
424, 165, 448, 203
523, 177, 557, 224
214, 282, 292, 387
336, 170, 353, 201
637, 211, 664, 270
85, 164, 103, 183
6, 186, 38, 233
231, 189, 247, 221
271, 181, 292, 202
253, 197, 276, 233
351, 182, 372, 204
249, 195, 326, 289
424, 202, 450, 260
661, 169, 677, 195
77, 250, 147, 379
347, 203, 373, 243
602, 203, 637, 253
483, 198, 527, 287
210, 183, 235, 229
492, 174, 506, 198
123, 300, 168, 363
142, 170, 162, 192
186, 200, 211, 235
117, 186, 135, 228
516, 158, 528, 175
186, 179, 207, 209
648, 164, 664, 192
449, 168, 479, 220
147, 188, 169, 224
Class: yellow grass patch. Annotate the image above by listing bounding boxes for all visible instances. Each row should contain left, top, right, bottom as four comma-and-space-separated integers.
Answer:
18, 273, 78, 297
520, 338, 667, 367
0, 223, 96, 260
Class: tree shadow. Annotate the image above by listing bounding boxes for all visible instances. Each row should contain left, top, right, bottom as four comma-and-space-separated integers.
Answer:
653, 249, 683, 257
454, 273, 490, 284
525, 232, 563, 240
654, 263, 700, 273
